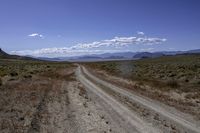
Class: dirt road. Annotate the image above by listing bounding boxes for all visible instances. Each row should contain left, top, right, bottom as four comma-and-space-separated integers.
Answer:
1, 66, 139, 133
77, 65, 200, 133
1, 65, 200, 133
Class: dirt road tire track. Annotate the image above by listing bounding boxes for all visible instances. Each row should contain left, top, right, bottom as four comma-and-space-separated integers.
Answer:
78, 65, 200, 133
28, 88, 49, 133
76, 66, 161, 133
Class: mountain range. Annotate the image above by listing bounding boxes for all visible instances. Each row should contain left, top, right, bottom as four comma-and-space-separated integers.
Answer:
1, 48, 200, 61
42, 49, 200, 61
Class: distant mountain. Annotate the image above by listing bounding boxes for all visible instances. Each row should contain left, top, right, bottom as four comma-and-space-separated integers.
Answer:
37, 57, 62, 61
98, 52, 137, 58
133, 52, 165, 59
67, 54, 128, 61
0, 48, 39, 60
104, 56, 124, 59
35, 49, 200, 61
78, 56, 102, 59
187, 49, 200, 54
133, 49, 200, 59
39, 52, 136, 61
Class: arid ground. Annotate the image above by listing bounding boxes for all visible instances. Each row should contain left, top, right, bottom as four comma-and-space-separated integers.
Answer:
0, 55, 200, 133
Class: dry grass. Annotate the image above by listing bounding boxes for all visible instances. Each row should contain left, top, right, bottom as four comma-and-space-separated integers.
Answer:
83, 55, 200, 119
0, 59, 75, 132
0, 59, 73, 80
84, 55, 200, 93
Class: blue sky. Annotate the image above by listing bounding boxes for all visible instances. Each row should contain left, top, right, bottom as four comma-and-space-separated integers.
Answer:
0, 0, 200, 57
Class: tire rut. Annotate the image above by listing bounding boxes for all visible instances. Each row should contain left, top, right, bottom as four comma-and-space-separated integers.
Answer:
76, 66, 160, 133
80, 65, 200, 133
28, 88, 50, 133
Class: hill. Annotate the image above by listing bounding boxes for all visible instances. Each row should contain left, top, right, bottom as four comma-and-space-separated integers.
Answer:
0, 48, 38, 60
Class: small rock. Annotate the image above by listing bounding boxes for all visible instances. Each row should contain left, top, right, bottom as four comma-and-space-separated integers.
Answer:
100, 115, 105, 119
88, 112, 91, 116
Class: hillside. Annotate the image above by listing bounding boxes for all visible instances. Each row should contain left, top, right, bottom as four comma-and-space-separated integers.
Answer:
0, 48, 38, 60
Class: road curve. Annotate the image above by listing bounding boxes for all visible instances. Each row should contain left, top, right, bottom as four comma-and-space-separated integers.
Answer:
78, 65, 200, 133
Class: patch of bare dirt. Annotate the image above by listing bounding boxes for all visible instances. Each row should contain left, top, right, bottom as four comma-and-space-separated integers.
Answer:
0, 67, 76, 133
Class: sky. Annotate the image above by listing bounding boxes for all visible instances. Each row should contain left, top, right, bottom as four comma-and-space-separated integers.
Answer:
0, 0, 200, 57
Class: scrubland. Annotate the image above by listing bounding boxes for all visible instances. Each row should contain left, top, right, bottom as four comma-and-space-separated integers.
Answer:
84, 55, 200, 119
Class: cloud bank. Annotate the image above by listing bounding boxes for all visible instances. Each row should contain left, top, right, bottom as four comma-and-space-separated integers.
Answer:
12, 32, 167, 57
71, 36, 166, 49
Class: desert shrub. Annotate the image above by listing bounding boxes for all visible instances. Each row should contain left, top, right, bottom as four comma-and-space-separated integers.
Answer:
23, 75, 32, 79
185, 79, 189, 82
10, 71, 18, 77
137, 81, 144, 86
185, 93, 200, 99
0, 78, 2, 86
29, 71, 34, 74
8, 78, 15, 81
169, 73, 176, 77
166, 80, 179, 88
185, 93, 193, 99
151, 80, 165, 88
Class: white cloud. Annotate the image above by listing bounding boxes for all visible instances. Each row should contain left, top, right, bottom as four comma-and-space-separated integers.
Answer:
28, 33, 44, 38
137, 31, 145, 35
71, 35, 166, 49
13, 32, 167, 57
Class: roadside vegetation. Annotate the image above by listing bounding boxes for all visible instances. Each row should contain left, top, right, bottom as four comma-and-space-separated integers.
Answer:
84, 55, 200, 92
0, 59, 75, 132
84, 54, 200, 118
0, 59, 73, 79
